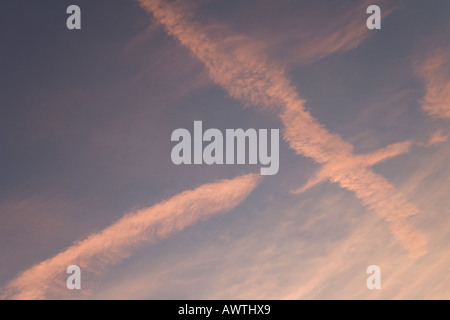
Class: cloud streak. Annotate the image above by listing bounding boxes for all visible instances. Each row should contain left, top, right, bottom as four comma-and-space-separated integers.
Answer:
415, 49, 450, 119
278, 0, 398, 67
138, 0, 427, 257
291, 140, 413, 194
1, 173, 261, 299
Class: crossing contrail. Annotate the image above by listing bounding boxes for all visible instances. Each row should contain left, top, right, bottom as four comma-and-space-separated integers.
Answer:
138, 0, 427, 258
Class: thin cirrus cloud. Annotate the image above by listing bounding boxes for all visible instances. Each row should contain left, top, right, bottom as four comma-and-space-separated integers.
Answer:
415, 49, 450, 120
426, 130, 449, 146
1, 173, 261, 299
217, 0, 398, 68
276, 0, 399, 67
137, 0, 427, 258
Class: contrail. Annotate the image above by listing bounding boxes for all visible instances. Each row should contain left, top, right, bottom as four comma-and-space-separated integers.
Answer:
291, 140, 413, 194
138, 0, 427, 257
1, 173, 261, 299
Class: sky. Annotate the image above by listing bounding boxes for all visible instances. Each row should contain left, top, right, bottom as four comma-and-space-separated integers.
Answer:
0, 0, 449, 299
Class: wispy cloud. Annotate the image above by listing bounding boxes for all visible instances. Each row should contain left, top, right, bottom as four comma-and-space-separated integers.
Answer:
415, 49, 450, 119
420, 130, 449, 147
138, 0, 427, 257
1, 173, 261, 299
276, 0, 399, 67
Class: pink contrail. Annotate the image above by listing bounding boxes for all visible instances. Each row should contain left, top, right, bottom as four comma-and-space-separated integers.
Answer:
138, 0, 427, 258
2, 173, 261, 299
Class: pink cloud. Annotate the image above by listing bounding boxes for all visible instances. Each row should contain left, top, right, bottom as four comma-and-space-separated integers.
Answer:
415, 49, 450, 119
1, 173, 261, 299
138, 0, 427, 257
